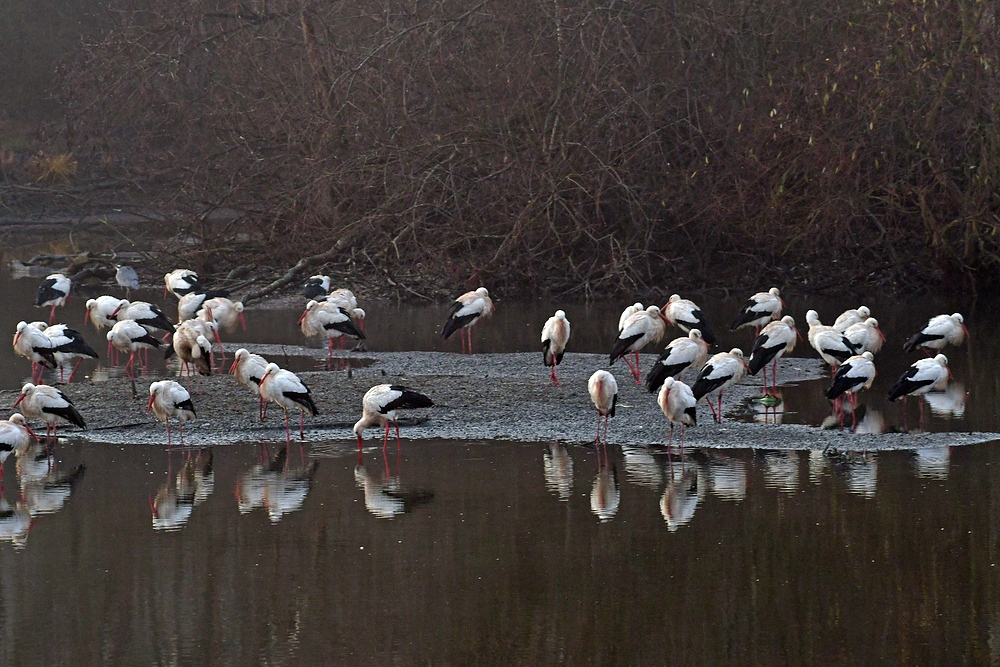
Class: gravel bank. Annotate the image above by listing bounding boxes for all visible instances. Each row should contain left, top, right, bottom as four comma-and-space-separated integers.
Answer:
1, 348, 994, 451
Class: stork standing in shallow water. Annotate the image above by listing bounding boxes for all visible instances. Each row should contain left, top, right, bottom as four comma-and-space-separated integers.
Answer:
353, 384, 434, 451
587, 370, 618, 444
826, 352, 877, 429
730, 287, 783, 334
747, 316, 800, 395
299, 300, 366, 358
441, 287, 494, 353
540, 310, 570, 385
31, 323, 99, 382
34, 273, 71, 324
805, 310, 857, 371
0, 414, 36, 479
13, 321, 58, 383
107, 320, 162, 378
148, 380, 197, 445
903, 313, 968, 354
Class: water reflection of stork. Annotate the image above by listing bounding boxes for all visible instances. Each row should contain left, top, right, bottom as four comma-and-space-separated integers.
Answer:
151, 449, 214, 531
913, 446, 950, 479
354, 450, 434, 519
590, 452, 620, 523
543, 442, 574, 500
761, 450, 800, 493
660, 458, 705, 532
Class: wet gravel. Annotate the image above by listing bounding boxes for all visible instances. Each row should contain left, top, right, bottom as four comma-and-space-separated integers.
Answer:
2, 347, 995, 451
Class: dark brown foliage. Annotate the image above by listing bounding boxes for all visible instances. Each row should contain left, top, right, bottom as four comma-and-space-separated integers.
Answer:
59, 0, 1000, 296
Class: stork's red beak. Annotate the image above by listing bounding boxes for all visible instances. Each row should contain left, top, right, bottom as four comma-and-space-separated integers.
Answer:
795, 327, 804, 342
229, 359, 239, 374
13, 332, 21, 346
84, 309, 91, 325
146, 394, 155, 413
111, 304, 123, 318
297, 310, 308, 325
877, 327, 886, 342
962, 324, 970, 338
23, 424, 38, 442
239, 312, 247, 331
13, 394, 25, 408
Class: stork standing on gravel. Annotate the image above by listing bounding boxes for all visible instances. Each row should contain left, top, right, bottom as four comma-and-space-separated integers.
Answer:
588, 370, 618, 444
826, 351, 877, 429
541, 310, 571, 386
663, 294, 717, 346
13, 321, 58, 383
729, 287, 783, 333
610, 306, 666, 383
658, 377, 697, 446
645, 329, 709, 394
691, 348, 748, 424
616, 302, 644, 374
353, 384, 434, 451
13, 383, 86, 441
147, 380, 196, 445
34, 273, 71, 324
903, 313, 968, 354
231, 349, 270, 420
259, 363, 318, 443
747, 316, 800, 395
441, 287, 494, 353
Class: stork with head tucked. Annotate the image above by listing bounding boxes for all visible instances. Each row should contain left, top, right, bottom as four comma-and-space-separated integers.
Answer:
826, 352, 877, 429
833, 306, 871, 333
441, 287, 494, 353
903, 313, 968, 354
645, 329, 709, 394
34, 273, 71, 324
658, 377, 697, 446
747, 316, 800, 395
691, 349, 748, 424
610, 306, 666, 383
587, 370, 618, 444
164, 269, 201, 298
730, 287, 783, 333
541, 310, 571, 386
663, 294, 717, 345
299, 300, 366, 359
303, 275, 331, 300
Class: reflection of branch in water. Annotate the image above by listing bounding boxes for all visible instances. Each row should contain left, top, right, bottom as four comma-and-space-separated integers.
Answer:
543, 442, 574, 500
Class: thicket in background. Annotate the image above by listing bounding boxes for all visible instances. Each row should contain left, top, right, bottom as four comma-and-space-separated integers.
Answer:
60, 0, 1000, 295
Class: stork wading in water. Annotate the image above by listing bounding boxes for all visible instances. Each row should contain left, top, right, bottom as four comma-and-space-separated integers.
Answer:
107, 320, 162, 379
541, 310, 571, 385
259, 363, 318, 443
691, 349, 748, 424
662, 294, 717, 346
747, 316, 800, 396
353, 384, 434, 451
658, 377, 697, 447
825, 351, 877, 430
30, 323, 99, 382
299, 300, 366, 359
147, 381, 197, 446
903, 313, 968, 355
645, 329, 709, 394
0, 414, 37, 479
730, 287, 783, 334
888, 354, 950, 429
587, 370, 618, 444
34, 273, 71, 324
441, 287, 494, 353
13, 383, 86, 441
610, 306, 666, 384
805, 310, 857, 372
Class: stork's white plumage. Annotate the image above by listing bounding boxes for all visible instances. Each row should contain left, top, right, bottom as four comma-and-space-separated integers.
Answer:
171, 322, 213, 377
147, 380, 196, 445
299, 300, 366, 358
197, 297, 246, 333
107, 319, 162, 378
747, 315, 800, 395
230, 348, 270, 420
323, 288, 358, 311
353, 384, 434, 451
618, 302, 644, 331
844, 317, 885, 355
888, 354, 950, 401
806, 310, 857, 369
663, 294, 717, 345
826, 352, 877, 428
658, 377, 697, 444
13, 321, 57, 382
441, 287, 494, 353
13, 383, 86, 440
303, 275, 331, 300
833, 306, 871, 332
587, 370, 618, 444
730, 287, 783, 332
259, 363, 318, 442
691, 348, 747, 424
660, 463, 703, 532
85, 296, 126, 331
32, 323, 99, 382
645, 329, 709, 393
541, 310, 571, 385
903, 313, 968, 354
34, 273, 71, 324
0, 414, 36, 476
610, 305, 666, 383
164, 269, 200, 298
114, 300, 175, 334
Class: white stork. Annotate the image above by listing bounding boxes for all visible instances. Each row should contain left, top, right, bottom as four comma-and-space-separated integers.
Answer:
663, 294, 717, 345
645, 329, 709, 394
34, 273, 71, 324
587, 370, 618, 444
541, 310, 571, 385
230, 348, 270, 420
31, 323, 99, 382
259, 363, 318, 442
618, 302, 644, 331
171, 322, 213, 378
610, 305, 666, 383
903, 313, 968, 354
303, 275, 331, 300
197, 297, 246, 334
353, 384, 434, 451
441, 287, 494, 353
85, 296, 126, 331
658, 377, 697, 445
107, 319, 162, 378
747, 315, 800, 395
888, 354, 950, 428
13, 383, 86, 440
114, 300, 176, 334
164, 269, 201, 298
0, 414, 37, 478
691, 348, 748, 424
729, 287, 783, 333
833, 306, 871, 332
299, 300, 366, 358
826, 351, 877, 428
844, 317, 885, 355
13, 321, 57, 383
806, 310, 857, 370
147, 380, 197, 445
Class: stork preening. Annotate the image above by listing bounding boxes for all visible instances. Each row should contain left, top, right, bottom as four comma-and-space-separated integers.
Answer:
13, 383, 86, 440
903, 313, 968, 354
645, 329, 709, 394
13, 321, 57, 383
888, 354, 950, 429
197, 297, 246, 334
86, 296, 127, 361
747, 316, 800, 395
610, 305, 666, 383
147, 380, 197, 445
34, 273, 71, 324
541, 310, 571, 385
833, 306, 872, 332
171, 322, 213, 379
441, 287, 494, 353
844, 317, 885, 355
32, 323, 99, 382
259, 363, 318, 442
299, 300, 366, 358
826, 352, 877, 429
658, 377, 697, 446
164, 269, 201, 298
587, 370, 618, 444
177, 290, 230, 322
114, 300, 175, 335
730, 287, 783, 333
663, 294, 717, 346
353, 384, 434, 451
691, 348, 748, 424
107, 319, 162, 378
303, 275, 331, 300
231, 349, 270, 420
806, 310, 857, 371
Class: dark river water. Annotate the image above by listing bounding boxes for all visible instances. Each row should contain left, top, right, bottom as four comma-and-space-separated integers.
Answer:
1, 267, 998, 663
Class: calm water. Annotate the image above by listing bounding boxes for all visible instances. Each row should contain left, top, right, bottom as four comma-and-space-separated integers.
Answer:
2, 268, 1000, 663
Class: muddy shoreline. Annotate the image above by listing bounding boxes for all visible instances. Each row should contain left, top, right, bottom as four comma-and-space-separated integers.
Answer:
2, 347, 994, 451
